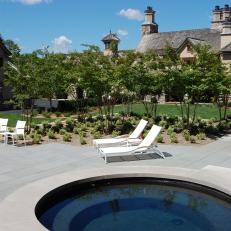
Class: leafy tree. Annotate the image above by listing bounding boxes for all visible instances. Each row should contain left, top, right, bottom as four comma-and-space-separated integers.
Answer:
4, 39, 20, 57
135, 51, 162, 118
190, 44, 228, 121
5, 52, 43, 130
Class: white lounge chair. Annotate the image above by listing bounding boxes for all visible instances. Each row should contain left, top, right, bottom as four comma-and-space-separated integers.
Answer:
0, 118, 8, 143
99, 125, 164, 163
3, 120, 26, 146
93, 119, 148, 148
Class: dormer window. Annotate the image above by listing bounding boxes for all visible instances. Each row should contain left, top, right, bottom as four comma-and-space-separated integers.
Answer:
187, 44, 192, 52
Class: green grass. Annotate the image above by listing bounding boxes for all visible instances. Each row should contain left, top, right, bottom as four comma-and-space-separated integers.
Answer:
1, 103, 230, 126
0, 112, 55, 127
114, 103, 231, 120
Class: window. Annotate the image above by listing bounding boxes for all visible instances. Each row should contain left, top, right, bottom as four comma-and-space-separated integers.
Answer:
105, 42, 110, 49
187, 44, 192, 52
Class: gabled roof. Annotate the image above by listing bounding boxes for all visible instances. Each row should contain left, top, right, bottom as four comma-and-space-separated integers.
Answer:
221, 42, 231, 52
137, 28, 221, 53
176, 37, 209, 54
102, 32, 120, 42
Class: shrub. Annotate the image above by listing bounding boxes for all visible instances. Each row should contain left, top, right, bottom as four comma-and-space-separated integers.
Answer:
154, 115, 162, 124
73, 127, 79, 134
218, 121, 230, 131
92, 131, 101, 139
156, 135, 164, 143
198, 119, 208, 130
85, 116, 95, 123
52, 119, 63, 132
170, 132, 178, 143
196, 132, 206, 140
183, 129, 190, 141
42, 121, 51, 130
73, 127, 86, 137
115, 119, 123, 126
30, 122, 36, 129
80, 135, 87, 145
190, 136, 196, 143
85, 122, 93, 128
94, 121, 104, 132
79, 130, 86, 137
159, 120, 167, 129
42, 112, 51, 118
31, 132, 42, 144
173, 121, 183, 133
77, 115, 85, 123
112, 130, 121, 137
47, 129, 56, 139
205, 125, 219, 135
32, 110, 38, 117
55, 112, 62, 117
167, 126, 174, 135
191, 124, 201, 135
66, 118, 75, 132
80, 124, 88, 132
115, 120, 133, 135
63, 133, 72, 142
36, 127, 46, 136
64, 112, 72, 118
59, 128, 66, 135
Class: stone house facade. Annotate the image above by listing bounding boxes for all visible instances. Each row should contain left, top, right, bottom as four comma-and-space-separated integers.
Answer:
137, 5, 231, 66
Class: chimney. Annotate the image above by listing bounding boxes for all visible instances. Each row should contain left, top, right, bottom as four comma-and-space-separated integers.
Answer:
141, 6, 158, 36
221, 17, 231, 48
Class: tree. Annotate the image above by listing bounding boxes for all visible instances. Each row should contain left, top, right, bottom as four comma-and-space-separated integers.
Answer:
4, 52, 43, 130
4, 39, 20, 57
134, 51, 162, 119
191, 44, 227, 121
36, 48, 68, 110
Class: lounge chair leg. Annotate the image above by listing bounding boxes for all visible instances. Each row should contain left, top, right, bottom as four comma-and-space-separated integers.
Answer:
157, 149, 165, 159
105, 154, 107, 164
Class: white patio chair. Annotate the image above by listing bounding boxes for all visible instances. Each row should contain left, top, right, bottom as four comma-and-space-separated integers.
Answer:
4, 120, 26, 146
93, 119, 148, 148
0, 118, 8, 143
99, 125, 164, 164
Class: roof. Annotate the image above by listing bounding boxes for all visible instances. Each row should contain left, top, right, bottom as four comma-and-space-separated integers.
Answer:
136, 28, 221, 53
176, 37, 209, 54
221, 42, 231, 52
102, 32, 120, 42
145, 6, 155, 14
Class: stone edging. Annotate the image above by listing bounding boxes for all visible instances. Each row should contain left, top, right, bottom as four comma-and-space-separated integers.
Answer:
0, 165, 231, 231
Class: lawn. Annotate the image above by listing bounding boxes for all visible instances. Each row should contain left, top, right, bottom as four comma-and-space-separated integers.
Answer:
0, 112, 55, 127
114, 103, 231, 120
1, 103, 230, 127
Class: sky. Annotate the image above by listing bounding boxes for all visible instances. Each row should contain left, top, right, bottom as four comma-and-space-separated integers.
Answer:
0, 0, 230, 53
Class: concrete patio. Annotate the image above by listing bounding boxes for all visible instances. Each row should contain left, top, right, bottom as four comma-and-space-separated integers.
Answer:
0, 135, 231, 230
0, 135, 231, 202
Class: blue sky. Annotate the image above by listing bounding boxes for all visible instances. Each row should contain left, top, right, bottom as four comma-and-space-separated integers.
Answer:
0, 0, 229, 53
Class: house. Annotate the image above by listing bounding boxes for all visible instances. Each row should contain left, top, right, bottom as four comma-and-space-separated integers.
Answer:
137, 5, 231, 65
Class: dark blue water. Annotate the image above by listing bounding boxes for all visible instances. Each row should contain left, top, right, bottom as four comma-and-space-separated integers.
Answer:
38, 183, 231, 231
